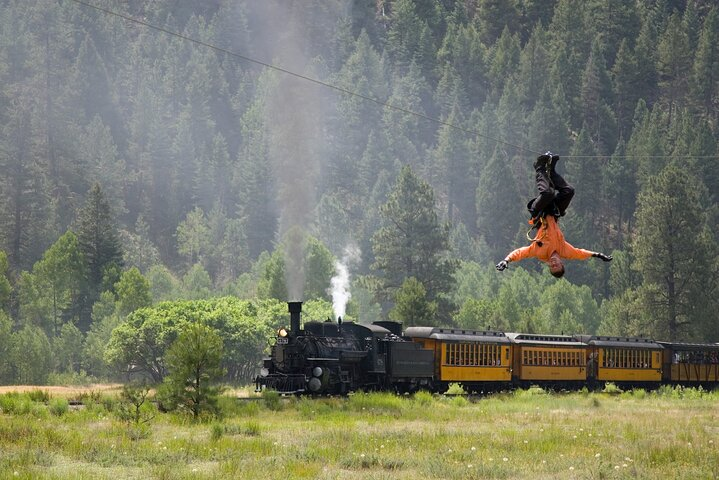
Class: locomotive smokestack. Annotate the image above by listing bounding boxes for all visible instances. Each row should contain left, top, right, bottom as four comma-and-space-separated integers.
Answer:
288, 301, 303, 333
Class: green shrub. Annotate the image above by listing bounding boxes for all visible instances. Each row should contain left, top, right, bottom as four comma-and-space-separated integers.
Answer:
28, 390, 50, 403
49, 398, 69, 416
446, 383, 465, 395
210, 422, 224, 441
347, 392, 404, 414
451, 395, 469, 408
413, 390, 434, 406
602, 382, 622, 394
261, 389, 282, 411
244, 421, 261, 436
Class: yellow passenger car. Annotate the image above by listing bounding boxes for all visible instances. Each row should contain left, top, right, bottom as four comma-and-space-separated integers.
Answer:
506, 333, 587, 389
577, 336, 663, 388
658, 342, 719, 386
405, 327, 512, 393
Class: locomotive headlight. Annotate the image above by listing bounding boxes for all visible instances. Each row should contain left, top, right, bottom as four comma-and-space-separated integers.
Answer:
312, 367, 323, 377
277, 327, 288, 337
260, 367, 269, 377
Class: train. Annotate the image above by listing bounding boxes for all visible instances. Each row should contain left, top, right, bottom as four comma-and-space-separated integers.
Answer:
255, 302, 719, 395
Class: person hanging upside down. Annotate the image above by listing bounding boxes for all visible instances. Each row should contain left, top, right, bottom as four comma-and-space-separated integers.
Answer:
495, 152, 612, 278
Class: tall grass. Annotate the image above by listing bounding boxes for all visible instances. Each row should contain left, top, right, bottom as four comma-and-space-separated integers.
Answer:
0, 387, 717, 479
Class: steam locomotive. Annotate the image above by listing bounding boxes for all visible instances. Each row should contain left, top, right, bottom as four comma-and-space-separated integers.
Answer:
255, 302, 719, 394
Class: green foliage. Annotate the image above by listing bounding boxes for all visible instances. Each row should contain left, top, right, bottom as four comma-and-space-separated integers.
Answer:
0, 251, 11, 311
261, 389, 282, 412
76, 184, 124, 331
114, 267, 151, 317
48, 398, 69, 417
633, 164, 716, 340
371, 166, 457, 322
106, 297, 276, 383
115, 382, 155, 428
389, 277, 437, 327
161, 322, 224, 419
11, 325, 52, 385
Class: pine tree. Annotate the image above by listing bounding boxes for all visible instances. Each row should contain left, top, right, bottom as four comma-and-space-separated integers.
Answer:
476, 148, 522, 263
657, 12, 691, 123
161, 322, 224, 418
579, 39, 617, 155
688, 7, 719, 121
633, 164, 717, 340
76, 183, 124, 331
611, 39, 641, 138
371, 166, 457, 321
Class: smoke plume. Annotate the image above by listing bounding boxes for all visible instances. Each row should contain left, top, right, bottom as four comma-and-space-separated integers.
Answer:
331, 245, 361, 320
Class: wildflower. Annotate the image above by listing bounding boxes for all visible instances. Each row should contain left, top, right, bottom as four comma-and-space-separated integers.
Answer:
360, 454, 365, 458
614, 466, 620, 470
709, 440, 714, 444
467, 464, 473, 469
595, 453, 601, 458
624, 457, 632, 462
542, 460, 546, 464
503, 457, 508, 462
471, 446, 476, 451
448, 449, 452, 453
622, 464, 628, 468
540, 428, 544, 432
380, 445, 385, 449
569, 466, 574, 471
572, 435, 577, 439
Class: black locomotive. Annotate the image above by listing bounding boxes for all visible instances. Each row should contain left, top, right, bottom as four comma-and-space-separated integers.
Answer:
255, 302, 434, 394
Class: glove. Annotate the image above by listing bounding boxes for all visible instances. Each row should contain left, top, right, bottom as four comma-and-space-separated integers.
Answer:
496, 260, 508, 271
592, 252, 613, 262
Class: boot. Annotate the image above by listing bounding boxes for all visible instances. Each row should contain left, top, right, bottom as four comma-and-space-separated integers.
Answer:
534, 153, 551, 171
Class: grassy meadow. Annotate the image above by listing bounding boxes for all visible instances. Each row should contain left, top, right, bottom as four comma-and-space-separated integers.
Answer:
0, 386, 717, 479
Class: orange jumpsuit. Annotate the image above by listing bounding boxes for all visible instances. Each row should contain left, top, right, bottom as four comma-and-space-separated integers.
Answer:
506, 216, 593, 263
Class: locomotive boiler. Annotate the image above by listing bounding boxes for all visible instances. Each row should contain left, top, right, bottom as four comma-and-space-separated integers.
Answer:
255, 302, 434, 394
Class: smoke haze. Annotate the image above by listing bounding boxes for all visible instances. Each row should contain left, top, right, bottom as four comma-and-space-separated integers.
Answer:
331, 244, 361, 320
251, 1, 347, 300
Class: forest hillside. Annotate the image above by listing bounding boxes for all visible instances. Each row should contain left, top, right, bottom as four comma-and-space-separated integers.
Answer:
0, 0, 717, 384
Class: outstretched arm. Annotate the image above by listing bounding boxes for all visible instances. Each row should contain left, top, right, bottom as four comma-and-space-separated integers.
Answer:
497, 246, 533, 271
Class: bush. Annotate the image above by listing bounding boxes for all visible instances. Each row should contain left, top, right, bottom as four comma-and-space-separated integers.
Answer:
261, 389, 282, 411
413, 391, 434, 406
49, 398, 69, 416
210, 422, 224, 441
28, 390, 50, 403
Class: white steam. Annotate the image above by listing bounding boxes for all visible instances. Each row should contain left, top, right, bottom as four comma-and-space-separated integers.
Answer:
331, 245, 361, 320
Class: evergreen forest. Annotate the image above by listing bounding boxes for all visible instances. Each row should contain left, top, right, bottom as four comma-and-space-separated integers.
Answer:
0, 0, 718, 385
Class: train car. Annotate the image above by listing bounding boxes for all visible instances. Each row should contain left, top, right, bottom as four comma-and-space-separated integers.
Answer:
577, 335, 663, 389
405, 327, 512, 393
506, 333, 587, 390
658, 341, 719, 388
